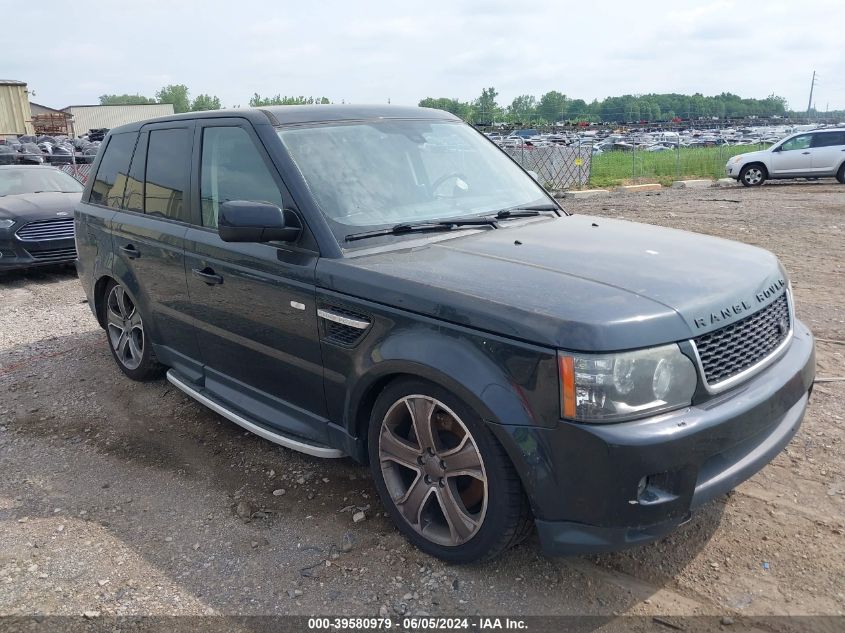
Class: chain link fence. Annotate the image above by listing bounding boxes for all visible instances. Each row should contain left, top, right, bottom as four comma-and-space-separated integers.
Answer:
504, 144, 593, 191
57, 163, 93, 184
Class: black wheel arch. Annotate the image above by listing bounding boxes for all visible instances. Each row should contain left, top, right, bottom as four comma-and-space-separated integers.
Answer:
92, 274, 114, 329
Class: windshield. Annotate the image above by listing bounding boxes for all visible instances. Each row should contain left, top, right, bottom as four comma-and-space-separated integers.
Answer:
276, 120, 550, 244
0, 168, 84, 197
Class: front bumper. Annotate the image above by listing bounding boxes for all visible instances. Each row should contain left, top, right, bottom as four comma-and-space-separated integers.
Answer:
493, 319, 815, 555
0, 233, 77, 270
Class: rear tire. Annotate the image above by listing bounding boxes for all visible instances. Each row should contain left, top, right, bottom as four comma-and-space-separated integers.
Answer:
368, 378, 532, 563
837, 163, 845, 184
102, 279, 164, 381
739, 164, 766, 187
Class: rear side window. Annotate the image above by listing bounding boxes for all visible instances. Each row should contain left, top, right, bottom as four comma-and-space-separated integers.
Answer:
89, 132, 136, 207
145, 128, 191, 222
811, 131, 845, 148
200, 126, 283, 228
122, 132, 148, 213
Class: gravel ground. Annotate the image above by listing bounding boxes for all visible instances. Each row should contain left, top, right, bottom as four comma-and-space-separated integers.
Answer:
0, 182, 842, 624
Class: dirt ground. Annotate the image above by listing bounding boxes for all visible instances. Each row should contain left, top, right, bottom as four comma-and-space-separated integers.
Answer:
0, 182, 842, 626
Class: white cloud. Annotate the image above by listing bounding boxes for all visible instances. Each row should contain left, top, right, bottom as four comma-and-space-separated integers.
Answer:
5, 0, 844, 111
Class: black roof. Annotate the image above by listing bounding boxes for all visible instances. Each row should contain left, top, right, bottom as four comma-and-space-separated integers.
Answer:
106, 105, 459, 135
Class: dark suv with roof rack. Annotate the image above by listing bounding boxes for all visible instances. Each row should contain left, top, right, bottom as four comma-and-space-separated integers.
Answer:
75, 105, 815, 563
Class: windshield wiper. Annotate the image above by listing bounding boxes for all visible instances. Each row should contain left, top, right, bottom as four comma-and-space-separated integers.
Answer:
494, 203, 561, 219
345, 218, 497, 243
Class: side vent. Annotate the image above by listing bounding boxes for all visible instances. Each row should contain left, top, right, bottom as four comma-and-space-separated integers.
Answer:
318, 305, 372, 347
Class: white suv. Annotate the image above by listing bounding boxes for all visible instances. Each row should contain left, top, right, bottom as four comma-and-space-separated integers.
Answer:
726, 128, 845, 186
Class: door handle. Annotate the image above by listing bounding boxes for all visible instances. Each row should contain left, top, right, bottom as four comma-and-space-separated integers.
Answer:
801, 151, 811, 155
120, 244, 140, 259
192, 267, 223, 285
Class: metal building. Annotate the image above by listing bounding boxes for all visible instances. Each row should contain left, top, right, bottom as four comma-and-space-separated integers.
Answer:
63, 104, 175, 137
0, 79, 34, 136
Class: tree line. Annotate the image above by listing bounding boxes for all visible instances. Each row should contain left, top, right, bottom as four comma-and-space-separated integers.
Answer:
99, 86, 330, 113
99, 85, 839, 124
419, 88, 792, 125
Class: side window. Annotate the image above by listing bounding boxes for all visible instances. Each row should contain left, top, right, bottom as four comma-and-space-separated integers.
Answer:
145, 128, 191, 222
811, 132, 845, 148
122, 132, 148, 213
89, 132, 136, 207
779, 135, 811, 152
200, 126, 283, 229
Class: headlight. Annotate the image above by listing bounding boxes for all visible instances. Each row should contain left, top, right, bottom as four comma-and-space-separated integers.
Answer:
558, 344, 697, 422
730, 155, 744, 164
0, 219, 15, 229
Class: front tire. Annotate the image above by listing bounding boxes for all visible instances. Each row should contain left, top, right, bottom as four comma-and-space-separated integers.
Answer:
368, 378, 531, 563
837, 163, 845, 184
103, 280, 164, 381
739, 164, 766, 187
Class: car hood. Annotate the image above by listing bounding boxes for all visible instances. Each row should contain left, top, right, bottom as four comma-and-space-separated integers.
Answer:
729, 148, 769, 164
0, 192, 81, 221
318, 215, 788, 351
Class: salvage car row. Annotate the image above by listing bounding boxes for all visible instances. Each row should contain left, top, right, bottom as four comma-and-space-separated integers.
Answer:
0, 132, 104, 166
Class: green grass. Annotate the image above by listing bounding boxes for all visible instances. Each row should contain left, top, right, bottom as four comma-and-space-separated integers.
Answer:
587, 144, 768, 188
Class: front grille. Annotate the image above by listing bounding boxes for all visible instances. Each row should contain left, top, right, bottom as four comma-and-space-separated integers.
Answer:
693, 292, 791, 386
25, 246, 77, 262
16, 217, 75, 241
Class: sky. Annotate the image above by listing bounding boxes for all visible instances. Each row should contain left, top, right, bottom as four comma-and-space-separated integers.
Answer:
6, 0, 844, 112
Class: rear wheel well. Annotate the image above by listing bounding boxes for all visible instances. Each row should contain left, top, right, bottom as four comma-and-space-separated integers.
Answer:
93, 275, 115, 328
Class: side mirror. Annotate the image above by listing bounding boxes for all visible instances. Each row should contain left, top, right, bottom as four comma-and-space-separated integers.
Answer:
218, 200, 302, 243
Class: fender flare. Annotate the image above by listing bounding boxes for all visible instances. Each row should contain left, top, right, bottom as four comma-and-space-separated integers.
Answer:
347, 329, 544, 443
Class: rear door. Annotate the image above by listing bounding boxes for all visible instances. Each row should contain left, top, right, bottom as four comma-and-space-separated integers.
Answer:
769, 133, 814, 176
110, 121, 203, 379
810, 131, 845, 174
182, 119, 328, 442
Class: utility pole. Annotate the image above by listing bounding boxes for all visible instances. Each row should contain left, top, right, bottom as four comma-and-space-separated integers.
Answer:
806, 70, 817, 119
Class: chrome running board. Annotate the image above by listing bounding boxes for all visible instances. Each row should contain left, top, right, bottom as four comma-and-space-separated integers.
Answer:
166, 370, 345, 459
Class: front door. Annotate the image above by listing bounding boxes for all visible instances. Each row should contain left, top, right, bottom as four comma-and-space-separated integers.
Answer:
183, 120, 328, 443
769, 133, 814, 176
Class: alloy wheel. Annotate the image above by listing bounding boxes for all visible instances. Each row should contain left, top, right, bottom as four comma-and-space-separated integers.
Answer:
106, 284, 144, 371
743, 168, 763, 185
378, 395, 488, 547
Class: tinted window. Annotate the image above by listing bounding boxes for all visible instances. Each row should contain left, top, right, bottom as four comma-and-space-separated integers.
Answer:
811, 131, 845, 148
145, 128, 191, 221
779, 134, 812, 152
89, 132, 136, 207
200, 126, 283, 228
123, 132, 148, 213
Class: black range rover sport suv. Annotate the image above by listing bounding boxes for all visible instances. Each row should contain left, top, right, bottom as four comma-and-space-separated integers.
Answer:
75, 106, 815, 563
